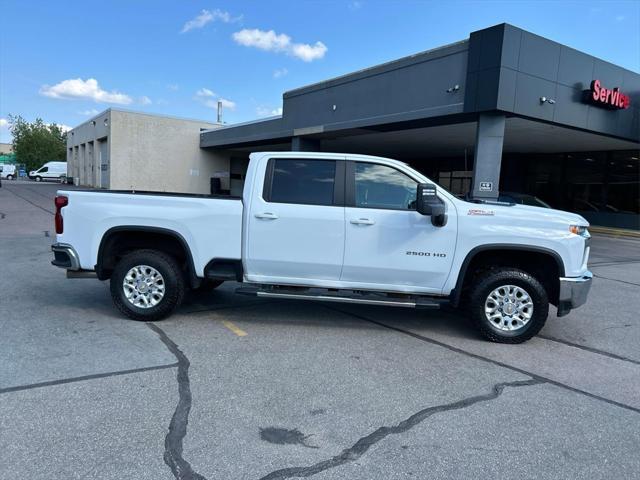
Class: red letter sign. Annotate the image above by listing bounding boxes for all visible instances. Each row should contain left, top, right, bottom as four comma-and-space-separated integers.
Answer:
586, 80, 631, 110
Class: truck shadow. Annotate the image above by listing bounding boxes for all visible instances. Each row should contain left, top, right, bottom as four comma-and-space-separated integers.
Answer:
181, 283, 478, 342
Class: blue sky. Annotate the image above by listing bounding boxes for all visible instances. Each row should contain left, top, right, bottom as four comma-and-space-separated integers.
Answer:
1, 0, 639, 142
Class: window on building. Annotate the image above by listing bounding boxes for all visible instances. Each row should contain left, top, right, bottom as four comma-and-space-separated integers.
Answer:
268, 159, 336, 206
438, 170, 472, 197
355, 162, 417, 210
607, 152, 640, 214
565, 153, 607, 213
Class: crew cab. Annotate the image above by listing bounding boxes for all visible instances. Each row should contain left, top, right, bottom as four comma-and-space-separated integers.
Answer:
51, 152, 592, 343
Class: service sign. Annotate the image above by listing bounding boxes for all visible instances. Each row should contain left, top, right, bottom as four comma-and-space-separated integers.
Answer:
584, 79, 631, 110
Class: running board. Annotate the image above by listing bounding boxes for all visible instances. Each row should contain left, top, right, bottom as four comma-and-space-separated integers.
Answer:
236, 287, 444, 309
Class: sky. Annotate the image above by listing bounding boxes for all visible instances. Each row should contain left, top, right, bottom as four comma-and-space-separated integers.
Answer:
1, 0, 639, 143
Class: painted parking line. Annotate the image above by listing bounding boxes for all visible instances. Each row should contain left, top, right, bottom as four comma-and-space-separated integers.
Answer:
221, 320, 248, 337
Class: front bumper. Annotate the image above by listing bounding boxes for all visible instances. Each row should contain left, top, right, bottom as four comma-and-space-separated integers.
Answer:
51, 243, 80, 271
557, 271, 593, 317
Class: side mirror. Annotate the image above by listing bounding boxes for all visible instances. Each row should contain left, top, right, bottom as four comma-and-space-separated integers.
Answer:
417, 183, 447, 227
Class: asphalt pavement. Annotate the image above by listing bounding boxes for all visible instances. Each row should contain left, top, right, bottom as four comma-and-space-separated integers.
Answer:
1, 180, 638, 480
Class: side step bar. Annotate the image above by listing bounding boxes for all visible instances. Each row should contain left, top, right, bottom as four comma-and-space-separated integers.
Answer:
236, 287, 445, 309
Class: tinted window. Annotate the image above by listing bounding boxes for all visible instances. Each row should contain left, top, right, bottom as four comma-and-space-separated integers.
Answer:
269, 159, 336, 205
39, 167, 49, 173
355, 163, 417, 210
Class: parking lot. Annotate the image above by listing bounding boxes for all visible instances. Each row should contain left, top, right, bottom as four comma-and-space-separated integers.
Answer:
1, 180, 639, 479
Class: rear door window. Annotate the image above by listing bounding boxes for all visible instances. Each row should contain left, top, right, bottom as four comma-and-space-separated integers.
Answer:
267, 159, 337, 206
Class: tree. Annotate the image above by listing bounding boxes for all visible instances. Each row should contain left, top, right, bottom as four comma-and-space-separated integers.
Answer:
9, 115, 67, 171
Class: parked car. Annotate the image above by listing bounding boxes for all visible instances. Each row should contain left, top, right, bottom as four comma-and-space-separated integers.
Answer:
29, 161, 67, 182
50, 151, 592, 343
0, 164, 17, 180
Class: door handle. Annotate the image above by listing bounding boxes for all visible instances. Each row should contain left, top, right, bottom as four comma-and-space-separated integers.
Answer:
350, 218, 375, 225
255, 212, 279, 220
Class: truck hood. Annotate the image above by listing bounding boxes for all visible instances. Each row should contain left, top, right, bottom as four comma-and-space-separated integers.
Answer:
509, 204, 589, 227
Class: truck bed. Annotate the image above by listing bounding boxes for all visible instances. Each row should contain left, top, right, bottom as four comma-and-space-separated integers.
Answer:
56, 189, 243, 276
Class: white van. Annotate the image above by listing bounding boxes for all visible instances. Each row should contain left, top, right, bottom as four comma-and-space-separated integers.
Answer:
0, 164, 17, 180
29, 162, 67, 182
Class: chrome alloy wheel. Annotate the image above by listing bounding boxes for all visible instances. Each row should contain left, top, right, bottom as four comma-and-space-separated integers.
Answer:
122, 265, 166, 308
484, 284, 534, 332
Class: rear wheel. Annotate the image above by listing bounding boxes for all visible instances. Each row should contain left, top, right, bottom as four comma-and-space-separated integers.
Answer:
6, 174, 13, 180
110, 249, 185, 321
468, 268, 548, 343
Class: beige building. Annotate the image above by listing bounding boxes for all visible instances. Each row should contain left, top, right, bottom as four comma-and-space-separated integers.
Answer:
0, 143, 13, 155
67, 109, 230, 193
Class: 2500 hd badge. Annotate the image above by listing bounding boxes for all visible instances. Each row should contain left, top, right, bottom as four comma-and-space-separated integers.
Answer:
406, 251, 447, 257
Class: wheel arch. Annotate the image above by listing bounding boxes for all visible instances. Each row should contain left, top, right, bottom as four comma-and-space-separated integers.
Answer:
96, 226, 199, 287
451, 244, 565, 307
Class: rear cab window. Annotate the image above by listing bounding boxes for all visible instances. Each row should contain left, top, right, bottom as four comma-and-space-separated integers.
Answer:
263, 158, 343, 206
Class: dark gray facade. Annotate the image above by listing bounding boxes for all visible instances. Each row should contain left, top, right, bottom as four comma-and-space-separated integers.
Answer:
201, 23, 640, 229
465, 24, 639, 140
201, 24, 639, 148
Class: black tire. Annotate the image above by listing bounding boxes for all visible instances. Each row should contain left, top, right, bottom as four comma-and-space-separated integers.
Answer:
468, 268, 548, 344
110, 249, 185, 321
6, 174, 13, 180
35, 176, 42, 182
194, 279, 224, 293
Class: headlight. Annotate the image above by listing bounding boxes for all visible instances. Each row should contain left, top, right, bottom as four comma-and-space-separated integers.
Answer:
569, 225, 590, 237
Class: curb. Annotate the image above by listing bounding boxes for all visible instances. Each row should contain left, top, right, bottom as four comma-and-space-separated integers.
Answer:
589, 226, 640, 239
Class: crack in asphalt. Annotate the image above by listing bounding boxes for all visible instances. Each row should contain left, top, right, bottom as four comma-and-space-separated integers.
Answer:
257, 379, 542, 480
2, 185, 55, 214
538, 334, 640, 365
147, 323, 208, 480
593, 273, 640, 287
331, 306, 640, 414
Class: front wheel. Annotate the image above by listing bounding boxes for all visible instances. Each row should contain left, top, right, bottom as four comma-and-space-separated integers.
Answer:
110, 249, 185, 321
468, 268, 549, 343
34, 176, 42, 182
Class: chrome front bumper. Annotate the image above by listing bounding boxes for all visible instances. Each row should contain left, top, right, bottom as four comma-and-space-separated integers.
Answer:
51, 243, 80, 271
557, 271, 593, 317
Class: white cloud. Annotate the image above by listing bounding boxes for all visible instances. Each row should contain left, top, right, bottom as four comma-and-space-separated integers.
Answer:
53, 123, 73, 133
256, 106, 283, 117
195, 89, 236, 110
40, 78, 133, 104
139, 96, 152, 105
78, 109, 100, 116
232, 28, 327, 62
0, 118, 8, 128
196, 87, 216, 98
233, 29, 290, 51
273, 68, 288, 79
167, 84, 179, 91
290, 42, 328, 62
181, 9, 242, 33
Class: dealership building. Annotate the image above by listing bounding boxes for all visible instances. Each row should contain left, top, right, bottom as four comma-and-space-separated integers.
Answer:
68, 23, 639, 229
200, 23, 639, 229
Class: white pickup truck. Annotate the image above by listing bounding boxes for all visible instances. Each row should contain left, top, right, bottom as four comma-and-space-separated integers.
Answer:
51, 151, 592, 343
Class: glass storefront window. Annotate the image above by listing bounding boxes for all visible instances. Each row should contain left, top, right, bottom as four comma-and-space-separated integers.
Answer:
411, 150, 639, 229
565, 153, 607, 213
607, 152, 640, 214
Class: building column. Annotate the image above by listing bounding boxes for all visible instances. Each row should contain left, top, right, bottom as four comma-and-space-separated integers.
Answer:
291, 136, 320, 151
471, 113, 505, 200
